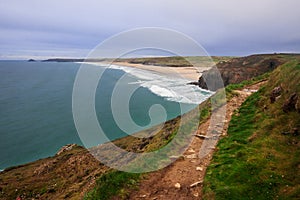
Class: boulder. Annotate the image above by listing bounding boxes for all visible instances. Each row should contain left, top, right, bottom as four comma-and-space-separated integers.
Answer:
282, 93, 298, 113
270, 86, 282, 103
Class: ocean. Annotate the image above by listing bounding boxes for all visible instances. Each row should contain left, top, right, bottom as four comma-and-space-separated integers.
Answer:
0, 61, 212, 170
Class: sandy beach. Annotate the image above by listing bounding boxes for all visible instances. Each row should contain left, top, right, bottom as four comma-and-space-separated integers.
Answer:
86, 61, 211, 81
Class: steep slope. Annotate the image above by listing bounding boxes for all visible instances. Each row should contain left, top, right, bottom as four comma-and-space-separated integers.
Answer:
203, 59, 300, 199
198, 54, 300, 91
1, 54, 298, 200
0, 145, 107, 200
127, 81, 266, 200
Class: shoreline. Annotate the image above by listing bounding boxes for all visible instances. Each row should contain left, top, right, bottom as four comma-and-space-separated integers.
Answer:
1, 61, 211, 171
83, 61, 210, 81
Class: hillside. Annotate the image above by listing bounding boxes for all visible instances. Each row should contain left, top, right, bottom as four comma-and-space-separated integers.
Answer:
0, 54, 299, 200
203, 59, 300, 199
0, 145, 107, 199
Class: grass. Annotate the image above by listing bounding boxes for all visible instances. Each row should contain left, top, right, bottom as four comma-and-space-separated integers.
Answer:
84, 171, 141, 200
203, 61, 300, 199
113, 56, 233, 68
84, 57, 300, 200
84, 92, 216, 199
225, 72, 269, 95
203, 91, 265, 199
82, 59, 273, 200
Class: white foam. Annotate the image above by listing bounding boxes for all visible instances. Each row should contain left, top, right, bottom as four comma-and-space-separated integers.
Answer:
149, 85, 177, 98
85, 63, 213, 104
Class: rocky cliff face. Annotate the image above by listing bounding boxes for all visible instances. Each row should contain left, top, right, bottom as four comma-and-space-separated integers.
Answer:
198, 54, 287, 91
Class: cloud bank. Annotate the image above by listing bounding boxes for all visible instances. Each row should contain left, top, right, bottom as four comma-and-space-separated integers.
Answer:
0, 0, 300, 59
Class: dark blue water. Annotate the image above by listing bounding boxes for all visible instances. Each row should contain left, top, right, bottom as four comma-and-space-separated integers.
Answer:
0, 61, 195, 169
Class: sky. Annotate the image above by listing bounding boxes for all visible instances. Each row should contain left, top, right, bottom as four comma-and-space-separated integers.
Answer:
0, 0, 300, 59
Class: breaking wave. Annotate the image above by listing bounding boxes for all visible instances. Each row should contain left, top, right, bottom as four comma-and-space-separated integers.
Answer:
85, 63, 213, 105
110, 64, 213, 104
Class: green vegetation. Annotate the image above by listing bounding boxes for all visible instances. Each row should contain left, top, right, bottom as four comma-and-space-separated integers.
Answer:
0, 145, 107, 200
84, 99, 214, 199
114, 56, 233, 67
203, 61, 300, 199
3, 54, 300, 200
84, 171, 141, 200
225, 72, 269, 97
84, 60, 276, 199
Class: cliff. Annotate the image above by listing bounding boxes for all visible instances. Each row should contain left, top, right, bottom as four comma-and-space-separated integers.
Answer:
1, 54, 299, 199
198, 54, 300, 91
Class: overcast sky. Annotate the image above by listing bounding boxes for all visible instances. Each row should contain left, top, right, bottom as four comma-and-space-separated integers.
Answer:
1, 0, 300, 59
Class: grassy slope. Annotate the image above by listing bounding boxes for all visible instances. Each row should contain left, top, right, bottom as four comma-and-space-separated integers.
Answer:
84, 56, 293, 200
84, 101, 213, 200
203, 60, 300, 199
0, 146, 108, 200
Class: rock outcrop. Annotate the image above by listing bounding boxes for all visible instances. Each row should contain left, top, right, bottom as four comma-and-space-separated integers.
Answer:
282, 93, 298, 113
198, 54, 284, 91
270, 86, 282, 103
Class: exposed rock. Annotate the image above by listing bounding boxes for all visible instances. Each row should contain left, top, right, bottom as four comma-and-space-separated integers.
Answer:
56, 144, 77, 155
28, 59, 36, 62
198, 54, 283, 91
188, 81, 200, 86
190, 181, 203, 188
198, 68, 224, 91
282, 93, 298, 113
188, 149, 195, 153
194, 134, 210, 139
196, 166, 203, 171
185, 154, 197, 159
270, 86, 282, 103
174, 183, 181, 189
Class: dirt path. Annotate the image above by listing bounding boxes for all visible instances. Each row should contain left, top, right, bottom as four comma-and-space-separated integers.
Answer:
128, 81, 267, 200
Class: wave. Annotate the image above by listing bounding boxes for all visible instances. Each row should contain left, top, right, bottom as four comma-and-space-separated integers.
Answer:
110, 64, 213, 104
85, 63, 213, 104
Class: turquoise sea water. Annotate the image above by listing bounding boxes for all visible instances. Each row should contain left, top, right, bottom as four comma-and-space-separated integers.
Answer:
0, 61, 211, 169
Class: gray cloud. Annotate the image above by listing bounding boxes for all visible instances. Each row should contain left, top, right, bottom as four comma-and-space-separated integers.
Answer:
0, 0, 300, 59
